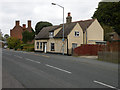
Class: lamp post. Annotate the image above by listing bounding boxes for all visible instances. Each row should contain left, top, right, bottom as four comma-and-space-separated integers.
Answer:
52, 3, 64, 55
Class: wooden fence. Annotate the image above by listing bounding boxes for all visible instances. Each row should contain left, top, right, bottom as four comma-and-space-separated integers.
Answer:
98, 51, 120, 63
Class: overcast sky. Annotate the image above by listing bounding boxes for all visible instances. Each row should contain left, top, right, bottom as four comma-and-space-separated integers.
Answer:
0, 0, 117, 35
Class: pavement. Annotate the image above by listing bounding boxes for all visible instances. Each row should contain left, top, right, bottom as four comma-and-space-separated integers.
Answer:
2, 49, 119, 88
79, 56, 98, 59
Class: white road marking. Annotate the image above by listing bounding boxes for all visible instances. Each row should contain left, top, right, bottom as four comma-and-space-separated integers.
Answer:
14, 55, 23, 59
25, 58, 41, 64
94, 80, 117, 89
45, 64, 72, 74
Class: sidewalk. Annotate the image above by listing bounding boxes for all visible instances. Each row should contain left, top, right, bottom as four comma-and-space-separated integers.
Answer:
79, 56, 98, 59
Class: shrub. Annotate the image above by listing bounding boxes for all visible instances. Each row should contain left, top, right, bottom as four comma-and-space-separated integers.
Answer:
7, 37, 23, 49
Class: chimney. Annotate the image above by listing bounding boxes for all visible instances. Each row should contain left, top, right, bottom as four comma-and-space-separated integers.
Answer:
28, 20, 31, 28
66, 12, 72, 23
22, 24, 26, 30
16, 21, 20, 26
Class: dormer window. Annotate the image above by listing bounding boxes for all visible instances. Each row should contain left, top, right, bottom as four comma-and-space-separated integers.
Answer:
75, 31, 80, 37
49, 32, 54, 38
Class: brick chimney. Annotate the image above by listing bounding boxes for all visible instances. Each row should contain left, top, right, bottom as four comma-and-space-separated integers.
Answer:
22, 24, 26, 30
28, 20, 31, 28
16, 21, 20, 26
66, 12, 72, 23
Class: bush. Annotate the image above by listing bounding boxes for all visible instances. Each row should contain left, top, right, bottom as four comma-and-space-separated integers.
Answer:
7, 37, 23, 50
21, 44, 34, 52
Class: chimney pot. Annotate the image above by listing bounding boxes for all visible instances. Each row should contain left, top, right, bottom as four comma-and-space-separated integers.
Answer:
22, 24, 26, 30
28, 20, 31, 28
68, 12, 71, 16
66, 12, 72, 23
16, 21, 20, 26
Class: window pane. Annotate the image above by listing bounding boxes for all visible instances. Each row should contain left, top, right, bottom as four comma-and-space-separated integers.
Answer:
75, 31, 80, 36
40, 42, 42, 49
37, 42, 39, 49
51, 43, 55, 51
49, 32, 54, 38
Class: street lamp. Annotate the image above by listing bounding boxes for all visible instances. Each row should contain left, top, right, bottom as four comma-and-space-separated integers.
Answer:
52, 3, 65, 55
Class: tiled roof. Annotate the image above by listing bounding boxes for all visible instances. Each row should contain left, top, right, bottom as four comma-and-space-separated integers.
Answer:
77, 19, 95, 32
35, 19, 95, 39
54, 22, 77, 38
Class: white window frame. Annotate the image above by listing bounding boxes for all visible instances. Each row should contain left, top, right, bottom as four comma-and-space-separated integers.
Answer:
75, 31, 80, 37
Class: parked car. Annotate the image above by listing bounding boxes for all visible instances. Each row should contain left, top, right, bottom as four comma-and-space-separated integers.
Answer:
4, 45, 8, 49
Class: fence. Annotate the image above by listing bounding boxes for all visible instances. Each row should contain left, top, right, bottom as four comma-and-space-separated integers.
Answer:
73, 44, 105, 56
98, 51, 120, 63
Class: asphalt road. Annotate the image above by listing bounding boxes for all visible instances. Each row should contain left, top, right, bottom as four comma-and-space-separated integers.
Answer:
2, 49, 119, 89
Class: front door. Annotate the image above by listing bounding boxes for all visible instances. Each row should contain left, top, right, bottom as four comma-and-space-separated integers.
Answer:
43, 42, 47, 53
72, 43, 77, 49
72, 43, 77, 54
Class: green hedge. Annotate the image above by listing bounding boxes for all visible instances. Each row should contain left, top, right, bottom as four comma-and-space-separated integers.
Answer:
20, 44, 34, 52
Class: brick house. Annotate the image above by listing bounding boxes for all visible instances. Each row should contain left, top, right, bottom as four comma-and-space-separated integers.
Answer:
10, 20, 33, 40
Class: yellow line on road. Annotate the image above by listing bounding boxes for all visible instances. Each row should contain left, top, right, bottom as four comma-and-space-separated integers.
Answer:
42, 55, 50, 58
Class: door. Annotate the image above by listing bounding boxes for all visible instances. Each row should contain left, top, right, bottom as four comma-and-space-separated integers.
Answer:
72, 43, 77, 54
72, 43, 77, 49
43, 42, 47, 53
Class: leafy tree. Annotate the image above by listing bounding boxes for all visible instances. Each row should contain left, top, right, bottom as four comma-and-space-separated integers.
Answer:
22, 31, 35, 43
0, 31, 2, 40
35, 21, 53, 35
92, 2, 120, 36
4, 34, 9, 40
0, 30, 4, 41
102, 24, 114, 41
7, 37, 22, 49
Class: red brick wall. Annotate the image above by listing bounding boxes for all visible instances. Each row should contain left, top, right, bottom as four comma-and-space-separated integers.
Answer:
10, 26, 23, 40
74, 44, 105, 56
74, 41, 120, 56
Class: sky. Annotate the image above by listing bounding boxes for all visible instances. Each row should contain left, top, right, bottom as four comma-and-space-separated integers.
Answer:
0, 0, 118, 35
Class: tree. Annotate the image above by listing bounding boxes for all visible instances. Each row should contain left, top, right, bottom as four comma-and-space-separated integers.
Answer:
7, 37, 22, 49
22, 31, 35, 43
102, 24, 114, 41
0, 30, 3, 40
35, 21, 53, 35
0, 31, 2, 40
4, 34, 9, 40
92, 2, 120, 36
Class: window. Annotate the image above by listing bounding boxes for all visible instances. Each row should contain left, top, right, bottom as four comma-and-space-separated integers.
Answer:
49, 32, 54, 38
75, 31, 80, 36
40, 42, 42, 49
36, 42, 39, 49
51, 43, 55, 51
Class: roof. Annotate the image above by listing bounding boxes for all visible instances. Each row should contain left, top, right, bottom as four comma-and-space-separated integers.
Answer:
55, 22, 77, 38
35, 19, 95, 39
77, 19, 95, 32
35, 26, 59, 39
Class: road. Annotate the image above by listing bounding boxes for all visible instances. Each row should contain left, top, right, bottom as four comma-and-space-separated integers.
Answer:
2, 49, 119, 88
